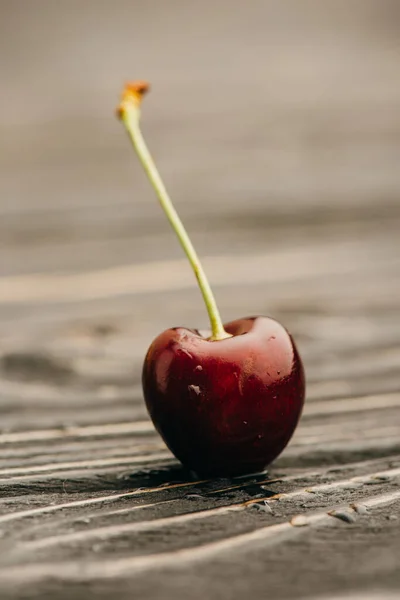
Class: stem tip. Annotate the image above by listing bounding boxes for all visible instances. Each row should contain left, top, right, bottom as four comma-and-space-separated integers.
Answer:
116, 81, 150, 119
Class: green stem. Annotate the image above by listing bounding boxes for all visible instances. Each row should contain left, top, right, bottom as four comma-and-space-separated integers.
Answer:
120, 95, 230, 341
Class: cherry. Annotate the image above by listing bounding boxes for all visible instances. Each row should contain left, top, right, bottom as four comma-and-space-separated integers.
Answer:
117, 82, 305, 477
142, 317, 304, 477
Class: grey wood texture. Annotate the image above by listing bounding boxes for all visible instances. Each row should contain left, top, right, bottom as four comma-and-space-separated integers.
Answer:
0, 1, 399, 599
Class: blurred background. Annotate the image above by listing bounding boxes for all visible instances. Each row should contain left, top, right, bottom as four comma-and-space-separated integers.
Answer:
0, 0, 399, 377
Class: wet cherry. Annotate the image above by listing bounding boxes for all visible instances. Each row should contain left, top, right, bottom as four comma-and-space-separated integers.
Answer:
117, 82, 305, 477
142, 316, 304, 477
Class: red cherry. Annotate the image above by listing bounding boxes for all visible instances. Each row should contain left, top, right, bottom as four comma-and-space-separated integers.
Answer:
142, 316, 305, 477
117, 82, 306, 478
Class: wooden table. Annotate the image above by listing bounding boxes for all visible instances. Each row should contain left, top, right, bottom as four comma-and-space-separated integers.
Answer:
1, 2, 399, 598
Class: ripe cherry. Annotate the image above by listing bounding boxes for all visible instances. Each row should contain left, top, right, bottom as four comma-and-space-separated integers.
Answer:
117, 82, 305, 477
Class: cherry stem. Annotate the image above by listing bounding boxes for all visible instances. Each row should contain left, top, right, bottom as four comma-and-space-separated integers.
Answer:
117, 82, 231, 341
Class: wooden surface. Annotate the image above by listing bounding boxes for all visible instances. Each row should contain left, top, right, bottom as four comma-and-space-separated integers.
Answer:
1, 1, 400, 599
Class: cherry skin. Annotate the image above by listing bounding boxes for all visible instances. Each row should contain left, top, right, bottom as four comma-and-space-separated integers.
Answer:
142, 316, 305, 477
